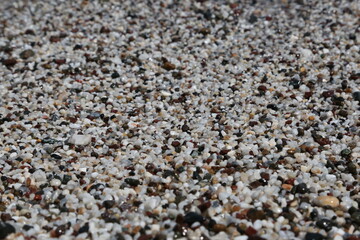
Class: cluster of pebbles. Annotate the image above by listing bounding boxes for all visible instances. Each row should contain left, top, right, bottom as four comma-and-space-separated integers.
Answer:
0, 0, 359, 239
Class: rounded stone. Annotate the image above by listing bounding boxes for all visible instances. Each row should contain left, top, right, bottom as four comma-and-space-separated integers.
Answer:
315, 196, 340, 208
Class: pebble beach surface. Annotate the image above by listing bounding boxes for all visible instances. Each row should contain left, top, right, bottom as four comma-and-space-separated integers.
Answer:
0, 0, 359, 239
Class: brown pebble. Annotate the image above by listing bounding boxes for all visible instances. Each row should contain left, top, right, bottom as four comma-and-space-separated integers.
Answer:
49, 36, 61, 43
100, 26, 111, 34
2, 58, 17, 67
1, 213, 12, 221
54, 59, 66, 65
246, 208, 266, 222
315, 196, 340, 208
282, 184, 293, 191
212, 224, 227, 233
162, 62, 176, 71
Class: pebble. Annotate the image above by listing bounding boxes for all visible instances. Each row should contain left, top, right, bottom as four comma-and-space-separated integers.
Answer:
184, 212, 204, 226
315, 196, 340, 208
316, 219, 333, 232
0, 222, 16, 239
103, 200, 115, 209
304, 232, 325, 240
50, 179, 62, 187
295, 183, 307, 194
19, 49, 35, 59
351, 211, 360, 225
353, 92, 360, 101
69, 135, 92, 145
124, 178, 140, 187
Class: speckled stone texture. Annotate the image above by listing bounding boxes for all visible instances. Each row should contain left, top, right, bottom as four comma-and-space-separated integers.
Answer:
0, 0, 359, 239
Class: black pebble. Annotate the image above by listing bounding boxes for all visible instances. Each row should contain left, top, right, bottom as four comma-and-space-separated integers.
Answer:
248, 14, 258, 23
73, 44, 83, 50
304, 232, 325, 240
289, 78, 301, 89
340, 149, 351, 158
203, 9, 212, 20
316, 218, 332, 231
125, 178, 140, 187
23, 225, 33, 231
162, 170, 175, 178
331, 96, 345, 106
111, 72, 120, 79
78, 223, 89, 234
351, 211, 360, 224
267, 104, 279, 111
184, 212, 204, 226
295, 183, 307, 194
51, 153, 62, 160
181, 124, 190, 132
103, 200, 115, 209
0, 222, 16, 239
310, 210, 318, 220
62, 175, 72, 184
353, 92, 360, 101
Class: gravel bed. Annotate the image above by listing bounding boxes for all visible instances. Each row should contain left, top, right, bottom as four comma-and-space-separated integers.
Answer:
0, 0, 359, 239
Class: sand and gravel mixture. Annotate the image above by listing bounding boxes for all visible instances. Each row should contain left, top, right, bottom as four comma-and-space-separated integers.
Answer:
0, 0, 359, 239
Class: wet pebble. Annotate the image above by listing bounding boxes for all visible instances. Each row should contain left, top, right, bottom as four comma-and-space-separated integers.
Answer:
0, 222, 15, 239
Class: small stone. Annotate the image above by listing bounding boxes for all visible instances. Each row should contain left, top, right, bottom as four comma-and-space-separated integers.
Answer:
111, 71, 120, 78
73, 44, 83, 50
50, 179, 62, 187
50, 35, 61, 43
162, 62, 176, 71
212, 224, 227, 233
100, 26, 111, 34
103, 200, 115, 209
69, 135, 92, 145
19, 49, 35, 59
184, 212, 204, 225
198, 28, 211, 35
181, 124, 190, 132
245, 226, 257, 236
340, 149, 351, 158
257, 85, 267, 92
316, 219, 332, 231
54, 59, 66, 65
246, 209, 266, 222
23, 225, 33, 231
322, 90, 334, 98
125, 178, 140, 187
351, 211, 360, 224
171, 141, 181, 147
51, 153, 62, 160
248, 14, 258, 23
52, 224, 68, 237
0, 213, 11, 222
2, 58, 17, 68
62, 175, 72, 184
332, 96, 345, 106
0, 222, 16, 239
347, 162, 357, 175
304, 232, 325, 240
315, 196, 340, 208
308, 116, 315, 121
78, 223, 89, 235
266, 104, 278, 111
282, 184, 293, 191
353, 92, 360, 101
295, 183, 307, 194
25, 29, 35, 35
